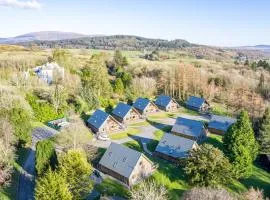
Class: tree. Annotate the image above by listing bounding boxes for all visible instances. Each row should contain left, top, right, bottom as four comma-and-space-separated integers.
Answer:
258, 107, 270, 155
181, 187, 236, 200
58, 149, 93, 199
35, 140, 58, 177
114, 78, 124, 94
184, 144, 232, 187
223, 110, 259, 178
54, 117, 92, 150
113, 50, 128, 67
9, 106, 32, 146
35, 169, 72, 200
130, 180, 168, 200
0, 118, 15, 187
81, 54, 112, 99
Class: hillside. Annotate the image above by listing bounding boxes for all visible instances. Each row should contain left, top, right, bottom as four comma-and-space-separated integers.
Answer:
19, 35, 194, 50
0, 31, 90, 44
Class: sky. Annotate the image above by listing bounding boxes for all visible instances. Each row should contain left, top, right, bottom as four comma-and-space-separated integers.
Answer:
0, 0, 270, 46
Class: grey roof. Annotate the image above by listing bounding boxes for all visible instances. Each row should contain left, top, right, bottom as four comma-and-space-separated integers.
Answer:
185, 96, 206, 109
112, 102, 133, 119
208, 115, 237, 132
99, 143, 143, 178
171, 117, 205, 138
155, 95, 172, 108
155, 133, 196, 158
87, 109, 109, 129
133, 98, 150, 112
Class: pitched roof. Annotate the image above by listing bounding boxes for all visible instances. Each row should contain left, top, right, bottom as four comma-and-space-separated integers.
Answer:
208, 115, 237, 132
185, 96, 206, 109
133, 98, 150, 112
171, 117, 205, 138
155, 95, 172, 108
99, 143, 143, 178
155, 133, 196, 158
112, 102, 133, 119
87, 109, 110, 129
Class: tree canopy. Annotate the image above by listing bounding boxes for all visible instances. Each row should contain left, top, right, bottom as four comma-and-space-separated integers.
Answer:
258, 107, 270, 155
58, 149, 93, 199
35, 169, 72, 200
223, 110, 258, 178
184, 144, 232, 187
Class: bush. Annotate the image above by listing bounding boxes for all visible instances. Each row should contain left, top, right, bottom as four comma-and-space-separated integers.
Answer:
35, 140, 58, 177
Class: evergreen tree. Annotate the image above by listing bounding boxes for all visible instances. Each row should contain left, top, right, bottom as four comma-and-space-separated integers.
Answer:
184, 144, 232, 187
258, 107, 270, 155
35, 140, 58, 177
114, 78, 125, 94
223, 110, 259, 178
35, 169, 72, 200
58, 149, 93, 199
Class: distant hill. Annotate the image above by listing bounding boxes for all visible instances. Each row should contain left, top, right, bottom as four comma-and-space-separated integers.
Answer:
0, 31, 92, 44
235, 45, 270, 52
19, 35, 194, 50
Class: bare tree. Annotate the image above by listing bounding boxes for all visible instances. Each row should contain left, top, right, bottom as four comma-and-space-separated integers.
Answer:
0, 118, 15, 187
130, 180, 168, 200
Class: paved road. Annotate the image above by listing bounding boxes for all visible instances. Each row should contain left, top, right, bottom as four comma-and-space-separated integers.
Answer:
17, 126, 58, 200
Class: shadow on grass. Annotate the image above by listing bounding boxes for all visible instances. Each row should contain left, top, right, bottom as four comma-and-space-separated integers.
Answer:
204, 135, 224, 150
146, 119, 171, 131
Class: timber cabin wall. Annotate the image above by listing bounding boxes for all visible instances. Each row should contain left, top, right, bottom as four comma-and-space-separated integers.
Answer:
124, 109, 141, 124
128, 156, 154, 186
166, 100, 178, 112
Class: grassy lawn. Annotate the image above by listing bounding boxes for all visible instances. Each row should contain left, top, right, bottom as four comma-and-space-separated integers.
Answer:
149, 158, 190, 199
109, 128, 140, 140
205, 133, 270, 197
0, 147, 31, 200
95, 178, 130, 198
129, 121, 150, 127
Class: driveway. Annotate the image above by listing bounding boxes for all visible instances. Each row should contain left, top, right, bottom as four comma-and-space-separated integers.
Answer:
91, 113, 209, 149
17, 126, 58, 200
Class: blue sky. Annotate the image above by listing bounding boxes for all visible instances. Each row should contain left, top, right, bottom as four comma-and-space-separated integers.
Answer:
0, 0, 270, 46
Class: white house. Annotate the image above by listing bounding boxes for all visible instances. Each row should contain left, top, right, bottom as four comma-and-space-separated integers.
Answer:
34, 62, 64, 84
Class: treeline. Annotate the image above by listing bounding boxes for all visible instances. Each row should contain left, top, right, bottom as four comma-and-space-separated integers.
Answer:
20, 35, 194, 50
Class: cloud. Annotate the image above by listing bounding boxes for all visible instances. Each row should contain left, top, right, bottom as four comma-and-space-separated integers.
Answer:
0, 0, 41, 9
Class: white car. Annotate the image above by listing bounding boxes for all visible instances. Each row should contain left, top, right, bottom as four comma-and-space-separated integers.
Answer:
97, 134, 110, 141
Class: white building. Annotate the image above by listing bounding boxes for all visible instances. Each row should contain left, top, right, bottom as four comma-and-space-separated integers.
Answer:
34, 62, 64, 84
